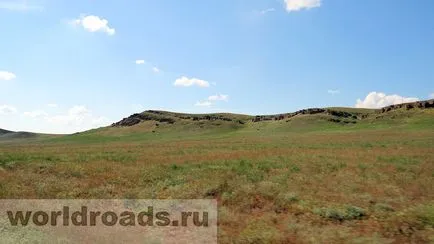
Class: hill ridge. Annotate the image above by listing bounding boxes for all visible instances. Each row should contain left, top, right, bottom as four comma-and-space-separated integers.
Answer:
112, 99, 434, 127
1, 99, 433, 134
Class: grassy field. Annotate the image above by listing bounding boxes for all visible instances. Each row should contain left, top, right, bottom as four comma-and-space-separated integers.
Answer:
1, 107, 433, 243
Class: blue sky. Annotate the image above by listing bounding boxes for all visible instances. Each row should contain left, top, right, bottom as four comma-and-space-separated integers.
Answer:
1, 0, 433, 133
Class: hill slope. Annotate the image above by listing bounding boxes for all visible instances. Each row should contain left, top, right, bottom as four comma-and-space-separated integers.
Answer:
1, 99, 433, 143
111, 99, 433, 128
42, 99, 433, 144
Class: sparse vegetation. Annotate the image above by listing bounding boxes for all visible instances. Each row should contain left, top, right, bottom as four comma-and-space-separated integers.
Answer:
0, 106, 433, 242
314, 205, 367, 221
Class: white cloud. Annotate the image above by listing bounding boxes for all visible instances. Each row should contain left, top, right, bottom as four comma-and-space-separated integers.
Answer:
355, 92, 419, 109
195, 94, 229, 107
47, 103, 58, 108
0, 1, 44, 11
42, 105, 111, 133
91, 116, 109, 127
23, 110, 48, 118
260, 8, 276, 15
45, 105, 110, 130
0, 105, 17, 115
0, 71, 16, 81
195, 101, 212, 107
152, 67, 160, 73
284, 0, 321, 12
327, 89, 340, 95
71, 15, 115, 36
46, 106, 89, 125
208, 94, 229, 101
1, 105, 110, 134
131, 104, 144, 111
135, 60, 160, 73
429, 93, 434, 99
174, 76, 210, 88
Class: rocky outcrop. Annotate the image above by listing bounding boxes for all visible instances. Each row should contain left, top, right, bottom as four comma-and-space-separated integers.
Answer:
298, 108, 326, 115
192, 115, 233, 122
252, 108, 327, 122
111, 113, 175, 127
111, 111, 236, 127
252, 116, 273, 122
112, 99, 434, 127
326, 110, 358, 119
380, 99, 434, 113
252, 99, 434, 123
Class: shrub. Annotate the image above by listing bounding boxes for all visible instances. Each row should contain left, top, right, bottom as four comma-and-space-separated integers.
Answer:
171, 164, 180, 170
346, 206, 367, 219
315, 205, 367, 221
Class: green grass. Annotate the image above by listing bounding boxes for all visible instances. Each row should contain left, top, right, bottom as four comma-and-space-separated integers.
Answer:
0, 107, 433, 243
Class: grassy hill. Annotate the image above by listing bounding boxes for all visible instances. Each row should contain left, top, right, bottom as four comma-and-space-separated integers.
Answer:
0, 100, 433, 243
2, 99, 433, 143
40, 100, 433, 144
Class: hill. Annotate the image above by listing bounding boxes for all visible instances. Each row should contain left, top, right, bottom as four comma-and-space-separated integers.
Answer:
2, 99, 432, 141
0, 130, 37, 140
1, 99, 427, 144
27, 99, 429, 146
0, 128, 12, 135
111, 99, 433, 128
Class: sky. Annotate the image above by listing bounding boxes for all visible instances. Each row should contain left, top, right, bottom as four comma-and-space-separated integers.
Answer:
1, 0, 433, 134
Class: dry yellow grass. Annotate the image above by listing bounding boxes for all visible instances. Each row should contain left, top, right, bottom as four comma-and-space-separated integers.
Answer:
1, 109, 433, 243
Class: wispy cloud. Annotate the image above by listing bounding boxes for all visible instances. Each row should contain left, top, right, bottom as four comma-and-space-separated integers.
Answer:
0, 105, 17, 115
260, 8, 276, 15
0, 1, 44, 12
208, 94, 229, 101
284, 0, 321, 12
131, 104, 144, 112
70, 15, 115, 36
195, 94, 229, 107
429, 93, 434, 99
327, 89, 340, 95
195, 101, 212, 107
47, 103, 58, 108
45, 105, 110, 130
152, 67, 160, 73
0, 71, 16, 81
355, 92, 419, 108
174, 76, 210, 88
135, 60, 161, 73
23, 110, 48, 118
